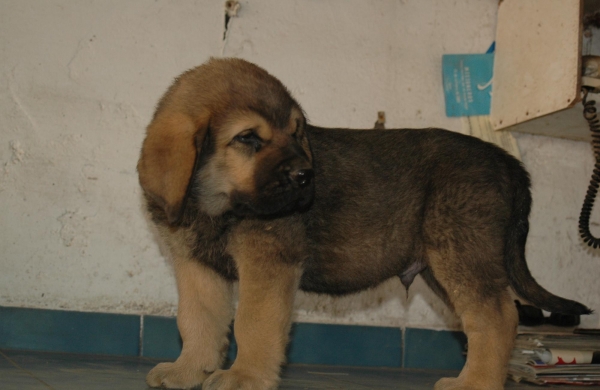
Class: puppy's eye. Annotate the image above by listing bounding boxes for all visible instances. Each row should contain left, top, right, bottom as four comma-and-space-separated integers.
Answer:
235, 131, 257, 143
233, 130, 262, 151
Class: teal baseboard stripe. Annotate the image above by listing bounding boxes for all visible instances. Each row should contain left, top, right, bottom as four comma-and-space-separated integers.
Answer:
403, 328, 466, 370
286, 323, 402, 367
0, 306, 140, 356
142, 315, 181, 360
1, 306, 465, 370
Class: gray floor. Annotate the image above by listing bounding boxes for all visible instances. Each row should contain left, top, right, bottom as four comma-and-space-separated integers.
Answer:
0, 349, 581, 389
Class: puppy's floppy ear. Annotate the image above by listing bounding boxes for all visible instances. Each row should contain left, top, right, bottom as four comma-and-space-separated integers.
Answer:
137, 111, 209, 225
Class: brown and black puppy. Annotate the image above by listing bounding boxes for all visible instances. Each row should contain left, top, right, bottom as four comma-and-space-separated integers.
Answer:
137, 58, 590, 390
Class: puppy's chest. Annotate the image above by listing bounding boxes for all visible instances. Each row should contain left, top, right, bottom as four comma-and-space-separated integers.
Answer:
188, 217, 238, 280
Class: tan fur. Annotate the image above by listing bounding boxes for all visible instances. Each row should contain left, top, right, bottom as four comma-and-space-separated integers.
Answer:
196, 112, 272, 216
426, 250, 518, 390
138, 112, 209, 224
193, 109, 309, 218
203, 220, 304, 390
146, 227, 234, 389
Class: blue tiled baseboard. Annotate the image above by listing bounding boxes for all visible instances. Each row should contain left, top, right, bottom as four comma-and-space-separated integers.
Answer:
287, 323, 402, 367
0, 306, 140, 356
404, 328, 466, 370
0, 306, 465, 370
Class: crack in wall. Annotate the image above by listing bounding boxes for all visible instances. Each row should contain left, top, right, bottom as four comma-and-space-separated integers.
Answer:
223, 1, 240, 40
8, 73, 38, 132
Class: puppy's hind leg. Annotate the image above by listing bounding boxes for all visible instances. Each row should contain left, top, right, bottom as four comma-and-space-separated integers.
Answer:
427, 250, 518, 390
147, 253, 234, 389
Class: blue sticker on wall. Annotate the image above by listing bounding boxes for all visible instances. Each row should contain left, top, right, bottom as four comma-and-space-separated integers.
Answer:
442, 54, 494, 117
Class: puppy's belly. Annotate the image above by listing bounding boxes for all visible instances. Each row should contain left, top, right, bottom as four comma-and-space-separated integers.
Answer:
299, 254, 422, 296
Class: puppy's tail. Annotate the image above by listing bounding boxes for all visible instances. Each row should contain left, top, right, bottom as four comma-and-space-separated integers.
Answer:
505, 164, 592, 316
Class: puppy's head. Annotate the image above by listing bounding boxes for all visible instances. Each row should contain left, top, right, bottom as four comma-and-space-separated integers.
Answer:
137, 58, 314, 224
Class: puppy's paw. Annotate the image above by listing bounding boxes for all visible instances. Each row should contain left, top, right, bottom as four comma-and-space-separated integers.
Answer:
434, 377, 503, 390
146, 361, 209, 389
203, 368, 278, 390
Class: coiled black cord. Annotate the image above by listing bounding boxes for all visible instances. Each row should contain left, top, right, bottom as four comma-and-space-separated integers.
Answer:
579, 88, 600, 248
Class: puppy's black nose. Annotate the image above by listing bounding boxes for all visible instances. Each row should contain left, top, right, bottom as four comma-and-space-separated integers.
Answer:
290, 169, 314, 188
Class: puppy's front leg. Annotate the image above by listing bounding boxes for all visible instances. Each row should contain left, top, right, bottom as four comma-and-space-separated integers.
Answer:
204, 229, 302, 390
147, 253, 234, 389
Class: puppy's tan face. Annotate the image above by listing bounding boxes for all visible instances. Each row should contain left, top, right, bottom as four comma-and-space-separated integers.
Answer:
138, 58, 313, 223
197, 107, 313, 217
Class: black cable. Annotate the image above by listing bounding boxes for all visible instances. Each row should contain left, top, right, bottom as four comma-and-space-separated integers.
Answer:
579, 88, 600, 248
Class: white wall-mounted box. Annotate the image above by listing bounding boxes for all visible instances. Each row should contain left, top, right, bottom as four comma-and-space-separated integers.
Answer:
491, 0, 594, 142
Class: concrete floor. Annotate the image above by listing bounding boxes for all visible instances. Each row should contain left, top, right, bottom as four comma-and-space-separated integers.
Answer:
0, 349, 580, 390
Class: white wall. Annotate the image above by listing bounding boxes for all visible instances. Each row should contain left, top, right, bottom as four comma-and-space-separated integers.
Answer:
1, 0, 598, 330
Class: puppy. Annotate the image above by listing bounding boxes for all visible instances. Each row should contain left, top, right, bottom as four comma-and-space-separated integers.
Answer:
137, 58, 590, 390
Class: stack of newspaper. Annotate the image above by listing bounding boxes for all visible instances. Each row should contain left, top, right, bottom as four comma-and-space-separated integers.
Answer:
508, 331, 600, 385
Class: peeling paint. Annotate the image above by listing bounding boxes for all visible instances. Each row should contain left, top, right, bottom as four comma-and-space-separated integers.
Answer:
9, 140, 25, 163
67, 38, 96, 83
57, 210, 91, 248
